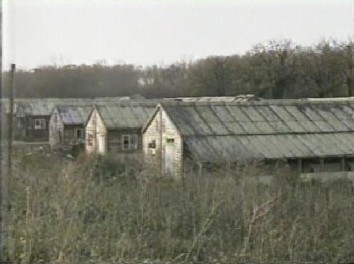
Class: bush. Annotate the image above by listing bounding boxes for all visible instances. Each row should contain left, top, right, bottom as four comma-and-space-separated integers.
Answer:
3, 154, 354, 263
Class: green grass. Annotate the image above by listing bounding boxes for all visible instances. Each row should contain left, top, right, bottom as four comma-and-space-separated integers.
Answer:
2, 154, 354, 263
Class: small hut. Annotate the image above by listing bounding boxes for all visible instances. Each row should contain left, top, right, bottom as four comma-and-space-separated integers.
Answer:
85, 102, 156, 155
49, 105, 93, 149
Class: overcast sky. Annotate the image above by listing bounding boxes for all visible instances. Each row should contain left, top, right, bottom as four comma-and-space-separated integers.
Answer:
3, 0, 354, 70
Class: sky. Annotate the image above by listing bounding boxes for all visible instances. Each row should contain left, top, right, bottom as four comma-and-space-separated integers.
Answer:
3, 0, 354, 70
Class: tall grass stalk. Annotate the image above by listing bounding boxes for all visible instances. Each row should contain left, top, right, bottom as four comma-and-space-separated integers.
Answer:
3, 154, 354, 263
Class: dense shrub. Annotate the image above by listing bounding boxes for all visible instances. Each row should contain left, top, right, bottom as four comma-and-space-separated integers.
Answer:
2, 154, 354, 263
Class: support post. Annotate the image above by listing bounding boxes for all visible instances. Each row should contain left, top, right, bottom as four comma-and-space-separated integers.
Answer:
341, 157, 346, 171
7, 64, 15, 186
198, 162, 203, 177
297, 159, 303, 174
2, 63, 15, 258
320, 158, 325, 172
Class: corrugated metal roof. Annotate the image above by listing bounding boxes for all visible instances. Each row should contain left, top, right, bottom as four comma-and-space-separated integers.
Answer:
164, 94, 260, 103
14, 97, 132, 116
1, 98, 41, 114
4, 95, 256, 116
159, 99, 354, 161
96, 102, 157, 129
161, 101, 354, 136
57, 105, 93, 125
185, 133, 354, 162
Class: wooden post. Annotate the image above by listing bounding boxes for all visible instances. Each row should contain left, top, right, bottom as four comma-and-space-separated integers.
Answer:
159, 107, 163, 176
2, 64, 15, 256
198, 162, 203, 177
297, 159, 303, 174
320, 158, 325, 172
341, 157, 346, 171
7, 64, 16, 184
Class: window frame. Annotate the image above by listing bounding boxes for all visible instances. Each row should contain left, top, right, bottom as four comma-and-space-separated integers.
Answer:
166, 138, 175, 144
87, 133, 94, 146
75, 128, 84, 140
34, 118, 46, 130
148, 139, 156, 149
121, 134, 138, 151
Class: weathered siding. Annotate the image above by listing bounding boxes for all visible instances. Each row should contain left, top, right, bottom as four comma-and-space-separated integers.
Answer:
49, 108, 63, 148
15, 116, 26, 139
63, 125, 85, 145
26, 116, 50, 141
86, 108, 146, 155
143, 107, 183, 177
107, 129, 141, 153
86, 108, 107, 154
143, 111, 162, 172
301, 157, 349, 173
15, 104, 50, 141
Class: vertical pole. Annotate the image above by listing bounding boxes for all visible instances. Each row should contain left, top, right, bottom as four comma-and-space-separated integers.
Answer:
7, 64, 15, 185
159, 108, 163, 177
320, 158, 324, 172
341, 157, 346, 171
297, 159, 303, 174
2, 64, 15, 259
93, 106, 97, 154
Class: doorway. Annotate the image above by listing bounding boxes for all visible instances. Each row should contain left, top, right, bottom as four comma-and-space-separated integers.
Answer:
165, 138, 175, 176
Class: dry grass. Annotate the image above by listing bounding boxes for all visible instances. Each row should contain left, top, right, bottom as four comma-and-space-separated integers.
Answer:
2, 153, 354, 263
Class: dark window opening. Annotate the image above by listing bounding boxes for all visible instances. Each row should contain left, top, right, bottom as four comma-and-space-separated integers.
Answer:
87, 133, 94, 146
148, 140, 156, 149
166, 138, 175, 144
122, 135, 138, 150
76, 129, 84, 140
34, 119, 46, 130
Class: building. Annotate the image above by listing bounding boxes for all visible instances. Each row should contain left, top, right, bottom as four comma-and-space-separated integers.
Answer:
8, 95, 257, 141
168, 94, 261, 103
14, 97, 130, 141
85, 102, 156, 155
142, 99, 354, 177
49, 105, 93, 149
15, 99, 90, 141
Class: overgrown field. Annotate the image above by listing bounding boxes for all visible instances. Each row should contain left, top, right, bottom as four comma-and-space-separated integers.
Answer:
2, 153, 354, 263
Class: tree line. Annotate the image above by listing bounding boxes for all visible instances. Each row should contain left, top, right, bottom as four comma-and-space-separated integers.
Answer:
2, 39, 354, 99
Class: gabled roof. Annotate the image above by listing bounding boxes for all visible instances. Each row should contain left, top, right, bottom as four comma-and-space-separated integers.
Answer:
56, 105, 93, 125
160, 100, 354, 136
156, 99, 354, 162
94, 102, 157, 129
4, 94, 256, 116
163, 94, 260, 103
14, 97, 131, 116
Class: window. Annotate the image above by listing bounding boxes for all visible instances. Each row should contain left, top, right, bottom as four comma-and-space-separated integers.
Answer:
34, 119, 46, 130
148, 140, 156, 149
121, 134, 138, 150
148, 140, 157, 155
166, 138, 175, 144
75, 128, 84, 140
87, 133, 94, 146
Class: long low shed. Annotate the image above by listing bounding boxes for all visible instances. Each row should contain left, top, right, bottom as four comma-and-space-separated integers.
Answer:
143, 99, 354, 177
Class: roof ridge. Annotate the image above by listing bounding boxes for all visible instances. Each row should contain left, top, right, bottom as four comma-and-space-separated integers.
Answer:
161, 98, 354, 107
183, 131, 354, 137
